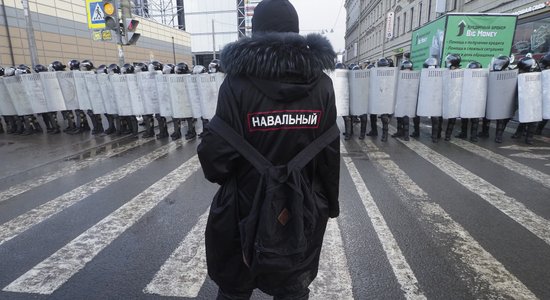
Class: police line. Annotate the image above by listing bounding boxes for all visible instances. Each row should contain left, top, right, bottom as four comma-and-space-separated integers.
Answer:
328, 68, 550, 122
0, 71, 225, 119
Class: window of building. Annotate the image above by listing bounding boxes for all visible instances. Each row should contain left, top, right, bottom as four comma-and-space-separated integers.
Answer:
410, 7, 414, 30
397, 16, 401, 36
419, 2, 423, 27
512, 15, 550, 60
403, 12, 407, 33
428, 0, 432, 22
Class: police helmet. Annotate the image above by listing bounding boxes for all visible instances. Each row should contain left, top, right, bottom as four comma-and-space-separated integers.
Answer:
367, 63, 375, 69
80, 59, 94, 71
377, 58, 390, 67
133, 62, 148, 72
467, 61, 482, 69
516, 57, 538, 73
68, 59, 80, 71
400, 60, 413, 71
423, 57, 439, 68
108, 63, 121, 74
347, 63, 358, 70
335, 62, 346, 69
351, 65, 361, 70
192, 65, 207, 74
208, 59, 222, 73
175, 62, 190, 74
15, 64, 31, 75
445, 53, 461, 69
33, 64, 48, 73
96, 64, 108, 74
491, 55, 510, 71
4, 67, 16, 77
0, 67, 4, 76
50, 60, 66, 71
387, 58, 395, 67
149, 60, 163, 71
162, 63, 175, 74
539, 53, 550, 70
121, 63, 134, 74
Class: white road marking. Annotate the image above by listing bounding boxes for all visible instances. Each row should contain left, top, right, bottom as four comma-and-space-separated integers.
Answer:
310, 218, 354, 300
509, 153, 550, 160
389, 126, 550, 247
360, 138, 537, 299
0, 138, 155, 203
450, 138, 550, 189
341, 144, 426, 300
2, 156, 201, 295
0, 140, 184, 247
500, 145, 550, 151
144, 210, 209, 298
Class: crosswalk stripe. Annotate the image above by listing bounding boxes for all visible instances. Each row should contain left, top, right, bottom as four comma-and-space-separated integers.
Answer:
0, 139, 184, 247
450, 138, 550, 189
389, 126, 550, 246
341, 144, 426, 299
310, 218, 354, 299
144, 209, 209, 298
359, 138, 537, 299
0, 137, 155, 203
2, 156, 201, 295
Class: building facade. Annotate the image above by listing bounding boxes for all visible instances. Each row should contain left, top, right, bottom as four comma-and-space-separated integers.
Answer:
0, 0, 192, 68
344, 0, 550, 67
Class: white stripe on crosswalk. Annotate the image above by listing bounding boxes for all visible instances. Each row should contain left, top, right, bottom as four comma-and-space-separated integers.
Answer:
341, 144, 426, 300
2, 156, 201, 295
310, 218, 354, 300
0, 140, 184, 247
0, 138, 154, 203
389, 126, 550, 246
144, 210, 209, 298
450, 138, 550, 189
360, 138, 537, 299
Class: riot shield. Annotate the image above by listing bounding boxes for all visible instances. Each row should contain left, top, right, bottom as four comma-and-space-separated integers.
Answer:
0, 78, 17, 115
125, 74, 145, 115
327, 70, 349, 117
417, 69, 444, 117
442, 69, 463, 119
110, 75, 133, 116
20, 74, 48, 114
197, 73, 219, 120
185, 75, 202, 118
368, 67, 398, 114
84, 73, 107, 114
137, 71, 161, 114
517, 72, 543, 123
40, 72, 66, 112
394, 70, 421, 118
169, 74, 193, 119
56, 71, 79, 110
73, 71, 93, 111
348, 70, 369, 116
97, 74, 118, 114
486, 70, 518, 120
4, 76, 33, 115
460, 69, 488, 118
541, 70, 550, 119
156, 74, 173, 117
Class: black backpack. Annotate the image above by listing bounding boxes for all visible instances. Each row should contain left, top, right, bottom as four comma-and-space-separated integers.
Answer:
208, 116, 339, 275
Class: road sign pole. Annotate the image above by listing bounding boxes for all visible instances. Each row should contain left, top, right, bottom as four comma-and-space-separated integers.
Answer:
114, 0, 125, 65
21, 0, 39, 67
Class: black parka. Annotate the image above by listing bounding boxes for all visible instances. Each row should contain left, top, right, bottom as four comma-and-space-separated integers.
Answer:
197, 31, 340, 295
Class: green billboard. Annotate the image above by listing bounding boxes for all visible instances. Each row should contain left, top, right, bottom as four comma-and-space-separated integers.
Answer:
410, 17, 446, 69
410, 14, 517, 69
442, 15, 517, 68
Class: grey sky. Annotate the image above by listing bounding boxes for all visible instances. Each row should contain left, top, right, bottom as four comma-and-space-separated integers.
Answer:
289, 0, 347, 53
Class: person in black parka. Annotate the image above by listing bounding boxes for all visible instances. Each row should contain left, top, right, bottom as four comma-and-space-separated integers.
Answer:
197, 1, 340, 299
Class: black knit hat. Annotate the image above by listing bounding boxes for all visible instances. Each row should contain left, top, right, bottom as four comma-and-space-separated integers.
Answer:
252, 0, 299, 34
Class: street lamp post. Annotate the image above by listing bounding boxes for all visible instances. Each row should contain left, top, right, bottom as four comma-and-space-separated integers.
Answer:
21, 0, 39, 67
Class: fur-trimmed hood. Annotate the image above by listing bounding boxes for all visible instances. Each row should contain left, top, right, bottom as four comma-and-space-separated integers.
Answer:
220, 32, 336, 81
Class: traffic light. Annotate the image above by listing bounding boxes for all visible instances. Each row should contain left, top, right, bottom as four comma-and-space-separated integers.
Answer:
125, 19, 139, 32
103, 0, 119, 31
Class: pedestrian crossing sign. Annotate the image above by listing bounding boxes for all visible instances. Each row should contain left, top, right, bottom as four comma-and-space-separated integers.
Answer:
86, 0, 106, 29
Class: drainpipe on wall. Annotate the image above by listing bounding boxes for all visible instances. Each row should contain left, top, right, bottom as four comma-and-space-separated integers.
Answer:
1, 0, 15, 66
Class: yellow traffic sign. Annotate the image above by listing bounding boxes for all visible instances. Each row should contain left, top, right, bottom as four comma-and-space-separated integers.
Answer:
86, 0, 106, 29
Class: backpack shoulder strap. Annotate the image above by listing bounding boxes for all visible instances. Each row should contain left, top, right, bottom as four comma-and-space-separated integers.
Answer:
207, 116, 272, 172
287, 123, 340, 171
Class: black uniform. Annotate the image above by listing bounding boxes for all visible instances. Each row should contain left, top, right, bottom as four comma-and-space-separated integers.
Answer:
197, 3, 339, 298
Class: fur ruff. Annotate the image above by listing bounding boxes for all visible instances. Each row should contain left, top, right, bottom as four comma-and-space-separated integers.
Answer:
220, 32, 336, 80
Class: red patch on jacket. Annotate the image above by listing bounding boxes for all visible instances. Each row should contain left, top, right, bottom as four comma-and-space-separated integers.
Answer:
247, 110, 322, 132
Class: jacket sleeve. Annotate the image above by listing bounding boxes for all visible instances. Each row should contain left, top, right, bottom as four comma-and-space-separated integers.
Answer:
319, 86, 340, 218
197, 79, 242, 185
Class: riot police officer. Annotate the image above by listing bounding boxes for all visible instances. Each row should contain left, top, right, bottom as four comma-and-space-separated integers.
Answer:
536, 53, 550, 135
67, 59, 91, 134
443, 53, 462, 141
490, 55, 512, 143
81, 59, 104, 134
97, 64, 117, 135
423, 56, 443, 142
455, 61, 483, 142
334, 62, 353, 140
171, 62, 190, 140
198, 59, 223, 138
34, 64, 61, 134
15, 64, 43, 135
141, 60, 163, 138
512, 56, 540, 144
186, 65, 208, 140
49, 60, 78, 133
376, 57, 393, 142
154, 64, 173, 139
392, 59, 414, 141
118, 63, 139, 136
0, 66, 17, 134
